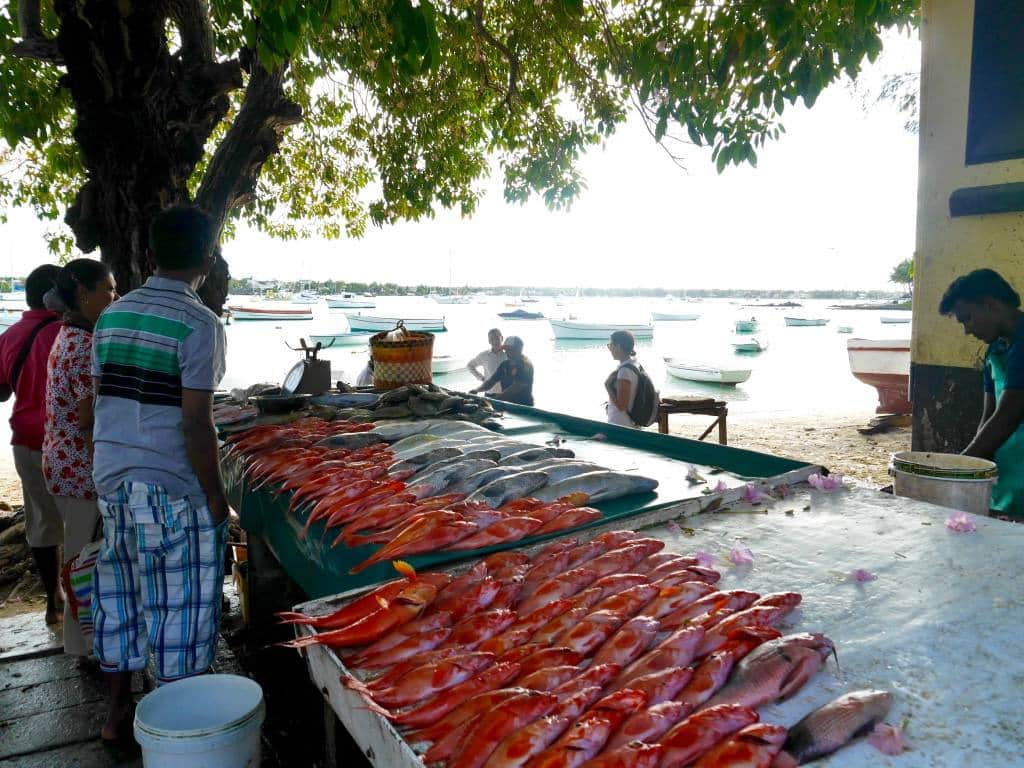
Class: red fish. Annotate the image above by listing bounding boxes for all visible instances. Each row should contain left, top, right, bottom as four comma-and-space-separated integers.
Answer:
478, 599, 573, 656
692, 723, 788, 768
349, 626, 451, 670
449, 516, 546, 550
530, 605, 592, 646
348, 651, 494, 708
534, 507, 603, 535
517, 647, 585, 679
590, 583, 660, 616
592, 616, 661, 668
615, 626, 704, 687
483, 551, 530, 570
659, 589, 761, 629
407, 686, 527, 746
621, 666, 693, 705
343, 609, 452, 667
349, 515, 477, 573
436, 561, 490, 605
552, 664, 622, 697
605, 700, 692, 751
555, 610, 627, 656
526, 689, 648, 768
440, 578, 503, 623
387, 661, 522, 729
517, 665, 581, 692
521, 551, 574, 597
518, 567, 599, 615
639, 582, 722, 620
586, 541, 665, 579
697, 601, 800, 656
562, 539, 609, 569
490, 577, 526, 611
590, 530, 640, 548
529, 538, 579, 562
448, 608, 517, 648
448, 690, 560, 768
658, 704, 760, 768
578, 742, 662, 768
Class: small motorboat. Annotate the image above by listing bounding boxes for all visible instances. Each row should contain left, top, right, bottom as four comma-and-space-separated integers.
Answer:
550, 319, 654, 340
345, 314, 447, 332
664, 358, 752, 385
880, 316, 912, 324
651, 312, 701, 321
735, 319, 759, 333
307, 331, 374, 346
291, 290, 321, 305
432, 355, 466, 375
326, 293, 376, 309
228, 306, 313, 321
837, 325, 854, 333
499, 308, 545, 320
431, 294, 472, 305
732, 338, 768, 353
847, 338, 911, 414
784, 317, 829, 327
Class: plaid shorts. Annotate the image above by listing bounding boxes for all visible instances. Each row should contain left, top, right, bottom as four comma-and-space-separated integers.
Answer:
92, 482, 228, 682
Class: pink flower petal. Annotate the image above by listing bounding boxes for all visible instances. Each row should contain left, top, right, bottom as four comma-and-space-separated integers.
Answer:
694, 549, 715, 568
867, 723, 907, 756
850, 568, 877, 583
728, 544, 754, 566
945, 511, 977, 533
665, 521, 682, 535
741, 483, 766, 504
808, 473, 845, 492
713, 480, 728, 493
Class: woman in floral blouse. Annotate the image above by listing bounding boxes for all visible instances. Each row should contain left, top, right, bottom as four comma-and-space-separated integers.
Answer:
43, 258, 117, 657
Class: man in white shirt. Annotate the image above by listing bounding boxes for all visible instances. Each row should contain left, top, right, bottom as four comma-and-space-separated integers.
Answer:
467, 328, 506, 394
356, 358, 374, 387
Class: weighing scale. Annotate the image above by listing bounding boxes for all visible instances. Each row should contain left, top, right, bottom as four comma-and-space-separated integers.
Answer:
282, 338, 333, 395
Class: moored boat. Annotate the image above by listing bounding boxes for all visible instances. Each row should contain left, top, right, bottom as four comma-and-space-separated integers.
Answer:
431, 355, 466, 374
327, 293, 376, 309
549, 319, 654, 340
846, 338, 911, 414
732, 338, 768, 353
431, 294, 471, 305
880, 315, 912, 324
664, 358, 752, 385
784, 317, 829, 327
735, 318, 759, 333
651, 312, 701, 321
344, 314, 447, 332
837, 325, 854, 333
307, 331, 374, 346
498, 308, 545, 320
228, 306, 313, 321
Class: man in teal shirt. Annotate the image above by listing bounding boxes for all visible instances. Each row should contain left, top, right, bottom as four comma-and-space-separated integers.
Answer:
940, 268, 1024, 516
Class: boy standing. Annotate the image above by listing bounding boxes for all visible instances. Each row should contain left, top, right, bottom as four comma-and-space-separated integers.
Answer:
90, 207, 228, 739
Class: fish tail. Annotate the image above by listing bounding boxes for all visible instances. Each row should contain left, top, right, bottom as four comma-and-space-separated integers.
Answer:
276, 634, 321, 649
393, 560, 417, 579
274, 611, 314, 625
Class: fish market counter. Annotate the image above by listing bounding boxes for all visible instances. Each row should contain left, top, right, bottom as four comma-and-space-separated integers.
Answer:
224, 403, 815, 604
294, 485, 1024, 766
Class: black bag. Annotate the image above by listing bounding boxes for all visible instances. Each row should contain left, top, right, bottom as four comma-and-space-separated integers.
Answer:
621, 362, 660, 427
0, 315, 59, 402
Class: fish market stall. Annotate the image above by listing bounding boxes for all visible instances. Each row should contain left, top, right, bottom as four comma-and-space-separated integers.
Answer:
223, 393, 815, 600
290, 484, 1023, 766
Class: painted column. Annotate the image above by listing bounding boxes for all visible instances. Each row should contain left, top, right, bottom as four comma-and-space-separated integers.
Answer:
912, 0, 1024, 451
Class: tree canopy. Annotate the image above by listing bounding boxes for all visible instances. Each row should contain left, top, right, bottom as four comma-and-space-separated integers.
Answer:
1, 0, 918, 287
890, 257, 913, 290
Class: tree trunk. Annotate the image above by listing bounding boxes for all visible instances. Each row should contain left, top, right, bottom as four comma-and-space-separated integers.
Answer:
52, 0, 243, 290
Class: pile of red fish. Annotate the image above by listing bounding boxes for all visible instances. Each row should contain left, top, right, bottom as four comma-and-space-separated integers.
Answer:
225, 420, 602, 572
279, 532, 848, 767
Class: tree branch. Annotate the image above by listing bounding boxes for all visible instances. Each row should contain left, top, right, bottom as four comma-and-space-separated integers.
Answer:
473, 0, 519, 109
195, 59, 303, 237
12, 0, 63, 64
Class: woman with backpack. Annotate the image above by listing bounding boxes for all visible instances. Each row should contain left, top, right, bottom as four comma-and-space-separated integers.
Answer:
605, 330, 647, 428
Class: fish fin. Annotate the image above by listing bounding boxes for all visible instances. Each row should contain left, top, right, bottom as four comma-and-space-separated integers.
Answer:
375, 595, 390, 610
394, 560, 418, 580
851, 716, 881, 741
776, 654, 822, 701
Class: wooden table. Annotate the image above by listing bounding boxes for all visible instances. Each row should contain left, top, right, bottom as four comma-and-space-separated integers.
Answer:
657, 397, 728, 444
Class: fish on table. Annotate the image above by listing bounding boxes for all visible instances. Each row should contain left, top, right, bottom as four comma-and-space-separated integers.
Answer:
532, 471, 659, 503
781, 689, 893, 764
469, 471, 551, 508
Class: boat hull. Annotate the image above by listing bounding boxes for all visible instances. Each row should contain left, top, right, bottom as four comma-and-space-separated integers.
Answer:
308, 332, 374, 346
846, 338, 911, 414
498, 310, 545, 320
344, 314, 447, 332
549, 320, 654, 340
431, 356, 465, 374
784, 317, 829, 327
880, 316, 912, 324
228, 307, 313, 321
665, 361, 752, 385
735, 321, 759, 333
327, 299, 376, 309
652, 312, 700, 321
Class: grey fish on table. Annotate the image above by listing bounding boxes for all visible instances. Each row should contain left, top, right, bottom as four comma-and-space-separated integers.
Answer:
499, 447, 576, 464
408, 458, 499, 500
316, 431, 387, 450
408, 450, 502, 481
388, 447, 464, 474
447, 466, 525, 495
388, 434, 442, 454
373, 421, 433, 442
531, 471, 659, 503
419, 420, 492, 437
468, 470, 550, 508
513, 460, 605, 484
782, 689, 893, 764
391, 437, 472, 462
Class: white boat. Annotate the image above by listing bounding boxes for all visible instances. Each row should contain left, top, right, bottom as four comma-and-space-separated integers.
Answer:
880, 316, 912, 324
732, 338, 767, 353
664, 358, 752, 385
308, 331, 374, 346
846, 338, 911, 414
837, 325, 854, 334
784, 317, 829, 327
327, 293, 376, 309
651, 312, 701, 322
345, 314, 447, 332
227, 306, 313, 321
549, 319, 654, 340
432, 355, 465, 374
735, 319, 759, 333
431, 294, 471, 305
292, 290, 320, 304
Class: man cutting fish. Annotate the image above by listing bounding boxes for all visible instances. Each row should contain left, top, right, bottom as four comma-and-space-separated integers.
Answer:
940, 268, 1024, 516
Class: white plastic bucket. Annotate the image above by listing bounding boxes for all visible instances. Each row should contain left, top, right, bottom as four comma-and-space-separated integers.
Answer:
134, 674, 265, 767
890, 451, 997, 515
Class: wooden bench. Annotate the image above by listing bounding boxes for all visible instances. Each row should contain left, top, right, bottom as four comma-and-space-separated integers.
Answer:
657, 397, 729, 444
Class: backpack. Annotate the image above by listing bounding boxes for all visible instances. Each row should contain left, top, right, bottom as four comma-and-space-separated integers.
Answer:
621, 362, 660, 427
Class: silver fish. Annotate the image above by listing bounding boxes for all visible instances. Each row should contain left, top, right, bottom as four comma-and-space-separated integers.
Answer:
408, 450, 502, 481
468, 471, 550, 508
409, 458, 499, 499
388, 433, 441, 453
499, 447, 576, 465
317, 431, 387, 449
419, 420, 491, 437
373, 421, 433, 442
532, 471, 659, 503
388, 447, 464, 474
783, 689, 893, 764
391, 437, 471, 462
513, 460, 605, 483
448, 466, 525, 495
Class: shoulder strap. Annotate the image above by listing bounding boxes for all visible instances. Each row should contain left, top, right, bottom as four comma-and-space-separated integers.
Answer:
621, 361, 644, 375
9, 316, 59, 391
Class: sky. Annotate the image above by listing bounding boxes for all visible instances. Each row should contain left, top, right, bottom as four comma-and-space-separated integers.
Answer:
1, 32, 921, 292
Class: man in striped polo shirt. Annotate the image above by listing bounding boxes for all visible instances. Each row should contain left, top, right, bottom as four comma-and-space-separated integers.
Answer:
90, 206, 228, 742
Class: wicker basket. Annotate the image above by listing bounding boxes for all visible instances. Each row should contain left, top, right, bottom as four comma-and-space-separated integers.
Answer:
369, 322, 435, 389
